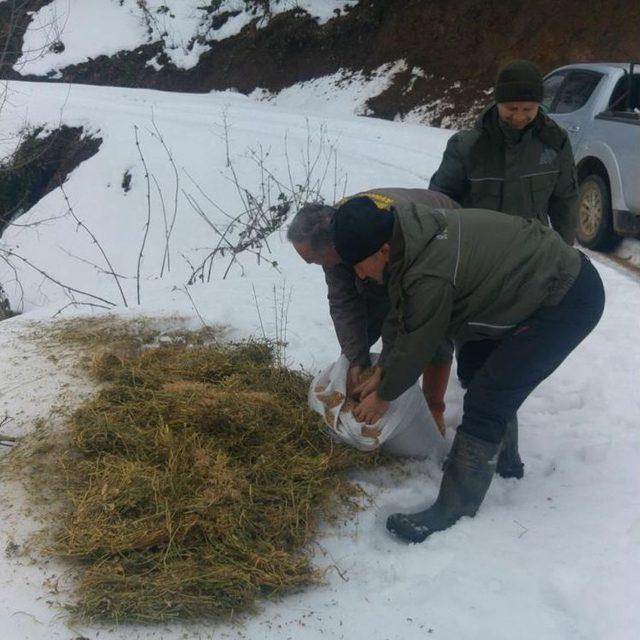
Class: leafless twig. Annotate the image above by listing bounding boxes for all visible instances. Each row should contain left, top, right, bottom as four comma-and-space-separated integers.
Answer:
182, 117, 345, 283
4, 249, 116, 307
150, 112, 180, 276
50, 301, 114, 318
251, 283, 267, 341
179, 285, 209, 329
134, 124, 152, 305
59, 183, 129, 307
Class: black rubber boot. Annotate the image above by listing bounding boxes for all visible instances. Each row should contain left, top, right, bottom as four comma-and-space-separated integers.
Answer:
386, 429, 499, 543
496, 416, 524, 479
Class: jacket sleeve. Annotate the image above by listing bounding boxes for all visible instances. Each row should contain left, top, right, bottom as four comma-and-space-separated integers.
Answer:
324, 264, 371, 367
378, 302, 399, 368
377, 276, 454, 401
378, 293, 453, 370
548, 138, 578, 245
429, 133, 469, 204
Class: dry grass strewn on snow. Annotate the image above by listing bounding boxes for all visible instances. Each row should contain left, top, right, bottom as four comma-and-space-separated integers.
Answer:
8, 317, 377, 623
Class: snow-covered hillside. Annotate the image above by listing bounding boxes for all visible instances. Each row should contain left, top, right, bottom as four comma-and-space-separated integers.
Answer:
14, 0, 474, 127
0, 78, 639, 640
17, 0, 359, 74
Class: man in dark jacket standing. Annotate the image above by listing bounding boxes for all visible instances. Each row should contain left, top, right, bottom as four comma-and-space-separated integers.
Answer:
287, 188, 457, 434
428, 59, 579, 478
429, 59, 577, 241
330, 196, 603, 543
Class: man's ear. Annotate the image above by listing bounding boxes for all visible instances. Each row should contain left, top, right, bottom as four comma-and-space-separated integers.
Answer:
379, 243, 391, 259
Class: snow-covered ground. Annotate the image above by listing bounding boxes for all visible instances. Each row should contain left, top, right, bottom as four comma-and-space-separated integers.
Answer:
613, 238, 640, 271
0, 79, 639, 640
250, 60, 411, 118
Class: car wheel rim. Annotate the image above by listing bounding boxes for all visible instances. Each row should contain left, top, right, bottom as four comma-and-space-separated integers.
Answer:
579, 184, 603, 239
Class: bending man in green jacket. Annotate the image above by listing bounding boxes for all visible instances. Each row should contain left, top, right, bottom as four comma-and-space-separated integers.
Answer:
287, 188, 457, 434
429, 59, 579, 478
329, 195, 603, 543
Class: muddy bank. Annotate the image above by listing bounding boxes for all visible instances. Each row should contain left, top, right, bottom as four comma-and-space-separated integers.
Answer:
0, 126, 102, 233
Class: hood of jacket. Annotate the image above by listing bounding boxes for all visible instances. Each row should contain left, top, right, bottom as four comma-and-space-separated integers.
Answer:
388, 204, 447, 276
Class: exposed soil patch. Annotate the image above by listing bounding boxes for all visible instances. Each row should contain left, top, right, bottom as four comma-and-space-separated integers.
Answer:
0, 126, 102, 234
6, 0, 640, 126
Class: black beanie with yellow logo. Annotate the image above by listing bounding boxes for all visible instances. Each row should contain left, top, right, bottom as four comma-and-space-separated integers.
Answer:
333, 196, 395, 266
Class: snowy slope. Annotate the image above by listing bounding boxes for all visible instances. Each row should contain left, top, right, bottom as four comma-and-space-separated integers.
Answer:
0, 80, 639, 640
15, 0, 468, 126
17, 0, 359, 74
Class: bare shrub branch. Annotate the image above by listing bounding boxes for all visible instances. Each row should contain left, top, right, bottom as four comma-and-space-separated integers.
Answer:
59, 183, 129, 307
184, 118, 345, 283
150, 112, 180, 276
3, 249, 116, 307
179, 284, 210, 330
251, 280, 293, 368
133, 125, 152, 305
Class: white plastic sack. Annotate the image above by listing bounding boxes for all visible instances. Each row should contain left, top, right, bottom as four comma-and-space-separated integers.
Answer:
309, 355, 446, 459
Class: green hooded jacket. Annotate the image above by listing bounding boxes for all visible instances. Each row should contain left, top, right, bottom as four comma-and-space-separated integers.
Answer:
377, 203, 582, 401
429, 104, 578, 244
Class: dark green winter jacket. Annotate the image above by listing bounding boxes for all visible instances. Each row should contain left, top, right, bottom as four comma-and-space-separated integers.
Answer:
377, 203, 582, 401
429, 104, 578, 244
323, 188, 458, 367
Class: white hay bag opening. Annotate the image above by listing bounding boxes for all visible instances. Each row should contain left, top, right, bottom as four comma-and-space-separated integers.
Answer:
309, 355, 446, 459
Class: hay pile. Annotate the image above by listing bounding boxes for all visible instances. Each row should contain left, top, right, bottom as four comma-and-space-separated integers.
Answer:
15, 319, 377, 623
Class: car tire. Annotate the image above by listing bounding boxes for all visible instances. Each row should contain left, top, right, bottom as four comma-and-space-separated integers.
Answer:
576, 174, 620, 251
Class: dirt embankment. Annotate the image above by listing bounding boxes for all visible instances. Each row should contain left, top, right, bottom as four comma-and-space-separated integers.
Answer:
0, 126, 102, 234
3, 0, 640, 125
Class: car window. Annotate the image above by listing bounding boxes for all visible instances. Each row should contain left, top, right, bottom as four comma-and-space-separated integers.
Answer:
552, 71, 603, 114
609, 74, 640, 112
542, 72, 567, 112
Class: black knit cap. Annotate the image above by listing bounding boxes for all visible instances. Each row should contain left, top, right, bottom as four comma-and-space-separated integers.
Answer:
494, 60, 543, 103
333, 196, 395, 266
